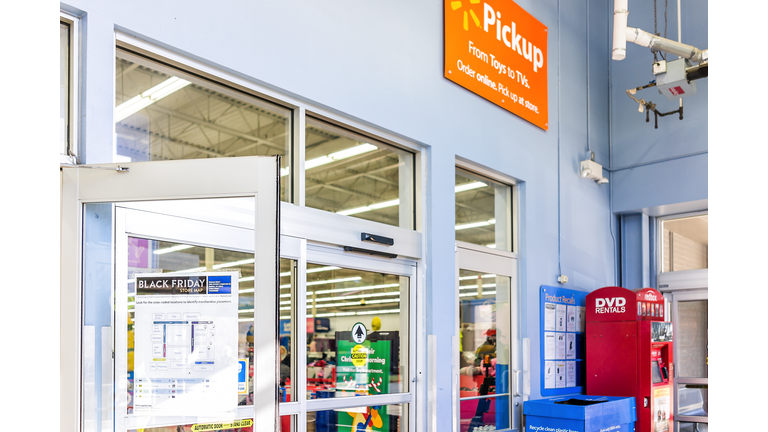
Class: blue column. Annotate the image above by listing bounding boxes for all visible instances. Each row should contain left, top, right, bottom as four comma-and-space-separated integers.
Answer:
620, 213, 650, 289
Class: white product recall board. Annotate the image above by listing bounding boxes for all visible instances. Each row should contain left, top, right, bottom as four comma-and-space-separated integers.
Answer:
133, 272, 239, 416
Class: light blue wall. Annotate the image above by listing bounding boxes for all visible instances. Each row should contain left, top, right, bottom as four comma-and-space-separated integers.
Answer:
609, 0, 708, 214
66, 0, 618, 425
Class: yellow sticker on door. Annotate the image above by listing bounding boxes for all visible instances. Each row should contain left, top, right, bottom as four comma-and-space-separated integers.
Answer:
191, 419, 253, 431
351, 344, 368, 367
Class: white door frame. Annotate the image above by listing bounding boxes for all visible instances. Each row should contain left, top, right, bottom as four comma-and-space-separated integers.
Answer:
455, 242, 521, 432
61, 156, 280, 431
666, 289, 708, 430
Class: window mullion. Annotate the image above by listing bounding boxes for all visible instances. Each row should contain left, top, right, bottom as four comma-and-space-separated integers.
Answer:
295, 106, 306, 207
296, 239, 308, 432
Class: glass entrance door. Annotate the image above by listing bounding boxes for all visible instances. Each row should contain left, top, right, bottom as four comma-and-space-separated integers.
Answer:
62, 156, 280, 432
456, 244, 520, 431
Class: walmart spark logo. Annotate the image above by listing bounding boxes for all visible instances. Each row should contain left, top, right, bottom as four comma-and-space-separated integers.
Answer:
451, 0, 482, 31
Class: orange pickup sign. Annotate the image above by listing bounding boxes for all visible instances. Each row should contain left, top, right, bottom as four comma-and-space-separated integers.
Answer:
445, 0, 549, 130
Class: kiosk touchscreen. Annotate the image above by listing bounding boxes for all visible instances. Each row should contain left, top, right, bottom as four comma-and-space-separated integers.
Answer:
586, 287, 673, 432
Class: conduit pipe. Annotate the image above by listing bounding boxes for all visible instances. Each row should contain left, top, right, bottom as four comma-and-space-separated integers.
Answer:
625, 27, 706, 63
612, 0, 629, 60
612, 0, 707, 64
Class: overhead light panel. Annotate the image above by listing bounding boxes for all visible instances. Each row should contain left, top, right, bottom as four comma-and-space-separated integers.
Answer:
115, 76, 191, 122
153, 244, 194, 255
455, 181, 487, 193
305, 143, 378, 170
337, 199, 400, 216
455, 219, 496, 231
331, 181, 488, 217
306, 276, 361, 286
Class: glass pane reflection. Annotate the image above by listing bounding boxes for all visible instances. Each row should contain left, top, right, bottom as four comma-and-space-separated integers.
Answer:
303, 263, 408, 398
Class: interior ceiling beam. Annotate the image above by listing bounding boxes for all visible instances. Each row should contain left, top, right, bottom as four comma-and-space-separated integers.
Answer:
143, 103, 284, 152
306, 161, 399, 192
116, 123, 225, 158
117, 62, 289, 123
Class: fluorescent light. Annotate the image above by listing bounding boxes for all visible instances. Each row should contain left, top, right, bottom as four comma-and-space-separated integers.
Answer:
308, 309, 400, 318
459, 284, 497, 290
332, 181, 487, 217
281, 291, 400, 305
313, 283, 400, 295
306, 276, 361, 286
337, 199, 400, 216
455, 219, 495, 231
212, 258, 253, 269
307, 266, 340, 274
115, 76, 191, 122
458, 274, 496, 281
460, 291, 497, 297
455, 181, 488, 193
486, 244, 497, 249
304, 299, 399, 309
154, 245, 194, 255
305, 143, 377, 170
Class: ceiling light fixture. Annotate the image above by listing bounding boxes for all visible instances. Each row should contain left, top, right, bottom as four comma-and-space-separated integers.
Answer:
153, 244, 195, 255
306, 276, 361, 286
455, 219, 496, 231
337, 199, 400, 216
458, 274, 496, 281
115, 76, 191, 122
305, 143, 378, 171
333, 181, 489, 217
455, 181, 488, 193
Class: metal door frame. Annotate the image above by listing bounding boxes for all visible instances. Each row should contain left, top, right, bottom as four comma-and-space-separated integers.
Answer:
666, 289, 708, 431
455, 242, 521, 431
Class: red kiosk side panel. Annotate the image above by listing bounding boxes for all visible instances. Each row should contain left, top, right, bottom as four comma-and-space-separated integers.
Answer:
586, 320, 638, 397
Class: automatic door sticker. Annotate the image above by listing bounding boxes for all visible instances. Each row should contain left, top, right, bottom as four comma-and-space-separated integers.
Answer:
352, 322, 367, 344
191, 419, 253, 431
350, 344, 368, 367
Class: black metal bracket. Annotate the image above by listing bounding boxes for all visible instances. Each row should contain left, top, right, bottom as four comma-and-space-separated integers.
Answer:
361, 232, 394, 246
343, 246, 397, 259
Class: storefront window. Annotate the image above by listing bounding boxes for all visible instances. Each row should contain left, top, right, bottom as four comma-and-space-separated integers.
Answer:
304, 262, 408, 397
458, 269, 511, 430
60, 20, 70, 155
455, 168, 512, 251
305, 118, 415, 228
115, 51, 292, 201
661, 215, 708, 272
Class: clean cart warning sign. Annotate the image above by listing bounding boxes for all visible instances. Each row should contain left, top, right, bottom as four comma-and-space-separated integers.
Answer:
444, 0, 549, 130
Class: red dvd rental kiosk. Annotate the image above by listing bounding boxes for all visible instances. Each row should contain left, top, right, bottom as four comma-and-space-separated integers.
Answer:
586, 287, 674, 432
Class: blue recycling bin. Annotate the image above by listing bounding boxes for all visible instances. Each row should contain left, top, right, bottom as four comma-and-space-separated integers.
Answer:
524, 395, 636, 432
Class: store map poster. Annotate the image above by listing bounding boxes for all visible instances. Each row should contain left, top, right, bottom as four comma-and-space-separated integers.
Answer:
133, 272, 239, 417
